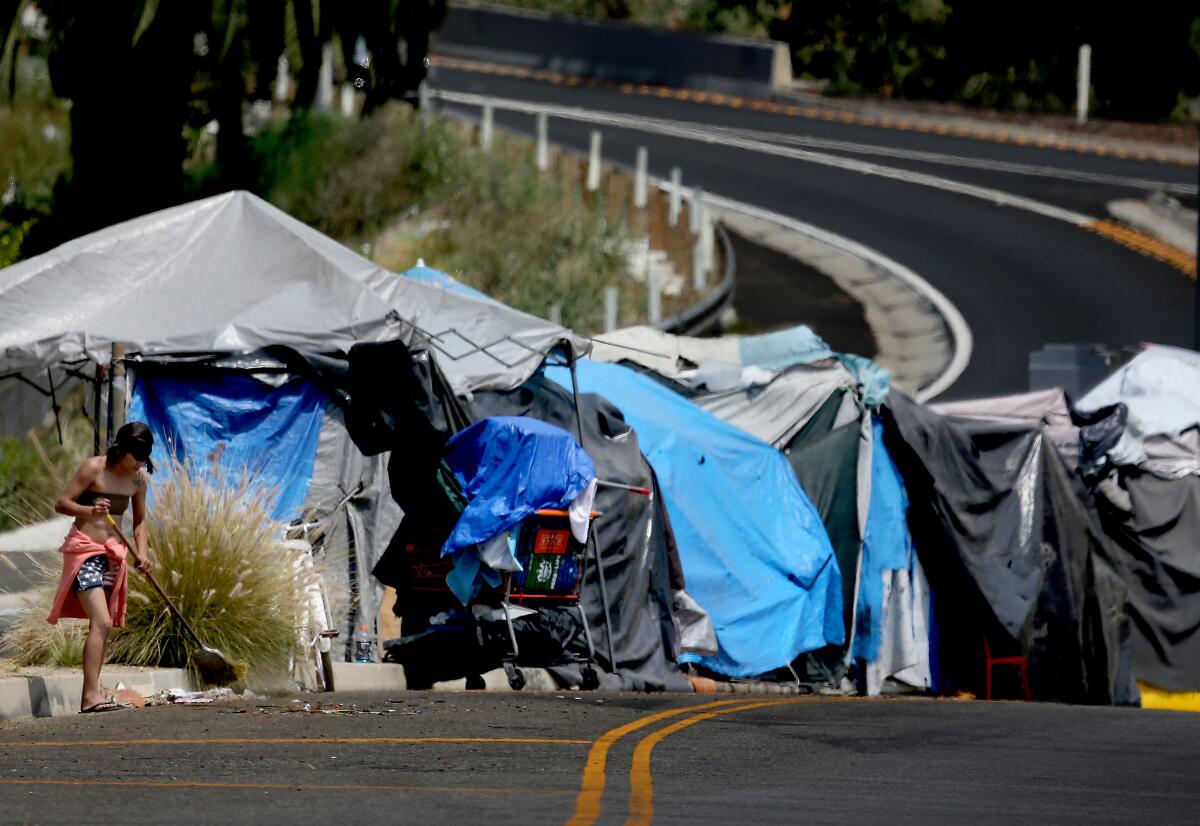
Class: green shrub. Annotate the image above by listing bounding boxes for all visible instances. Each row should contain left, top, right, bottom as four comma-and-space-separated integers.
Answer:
252, 104, 638, 334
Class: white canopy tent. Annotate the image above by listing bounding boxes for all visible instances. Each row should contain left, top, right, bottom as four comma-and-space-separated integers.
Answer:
0, 190, 587, 437
0, 191, 589, 660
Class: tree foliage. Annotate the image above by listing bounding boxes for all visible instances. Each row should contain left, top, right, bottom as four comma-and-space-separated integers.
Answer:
1, 0, 445, 255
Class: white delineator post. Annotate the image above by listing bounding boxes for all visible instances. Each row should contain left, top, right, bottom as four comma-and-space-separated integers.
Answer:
480, 101, 494, 151
340, 83, 355, 117
418, 82, 431, 124
274, 56, 290, 103
536, 112, 550, 171
317, 44, 334, 110
1076, 44, 1092, 126
689, 187, 704, 233
634, 147, 648, 209
549, 303, 562, 326
587, 130, 602, 191
604, 286, 619, 332
669, 167, 682, 227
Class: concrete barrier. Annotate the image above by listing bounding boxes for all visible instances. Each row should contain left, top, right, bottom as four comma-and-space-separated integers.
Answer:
436, 1, 791, 97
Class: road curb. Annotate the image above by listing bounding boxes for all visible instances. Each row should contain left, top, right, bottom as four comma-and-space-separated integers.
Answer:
0, 668, 196, 722
704, 194, 970, 402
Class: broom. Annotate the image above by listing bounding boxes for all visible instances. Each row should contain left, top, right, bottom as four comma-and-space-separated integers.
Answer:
105, 514, 247, 687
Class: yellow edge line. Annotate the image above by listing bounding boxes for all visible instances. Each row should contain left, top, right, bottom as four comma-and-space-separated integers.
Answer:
564, 699, 747, 826
0, 778, 574, 795
625, 699, 803, 826
1086, 220, 1197, 279
428, 56, 1196, 166
0, 736, 591, 748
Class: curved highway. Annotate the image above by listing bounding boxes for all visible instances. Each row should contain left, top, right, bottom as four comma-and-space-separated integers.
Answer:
429, 61, 1196, 400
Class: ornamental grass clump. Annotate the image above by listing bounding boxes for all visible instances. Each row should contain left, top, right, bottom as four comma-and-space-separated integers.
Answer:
105, 458, 316, 684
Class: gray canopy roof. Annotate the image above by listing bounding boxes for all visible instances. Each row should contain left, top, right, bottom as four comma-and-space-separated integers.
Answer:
0, 191, 586, 434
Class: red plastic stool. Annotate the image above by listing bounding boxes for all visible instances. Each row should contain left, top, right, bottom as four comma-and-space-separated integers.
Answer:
983, 634, 1032, 701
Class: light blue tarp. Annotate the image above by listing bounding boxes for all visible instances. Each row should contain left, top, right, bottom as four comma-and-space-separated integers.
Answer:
401, 262, 492, 302
739, 325, 891, 406
547, 360, 843, 677
853, 418, 915, 664
441, 416, 595, 603
129, 373, 327, 521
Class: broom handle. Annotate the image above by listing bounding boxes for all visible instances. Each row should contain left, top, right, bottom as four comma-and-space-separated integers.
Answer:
104, 514, 207, 649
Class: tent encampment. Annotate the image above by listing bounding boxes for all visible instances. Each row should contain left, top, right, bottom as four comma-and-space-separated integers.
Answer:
0, 191, 589, 656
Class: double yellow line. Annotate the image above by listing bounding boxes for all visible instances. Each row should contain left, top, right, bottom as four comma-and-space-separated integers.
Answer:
566, 697, 805, 826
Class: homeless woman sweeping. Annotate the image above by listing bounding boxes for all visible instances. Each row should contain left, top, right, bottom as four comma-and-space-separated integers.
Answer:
49, 422, 155, 713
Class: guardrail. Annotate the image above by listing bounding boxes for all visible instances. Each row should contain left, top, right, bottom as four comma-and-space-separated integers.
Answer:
426, 87, 734, 335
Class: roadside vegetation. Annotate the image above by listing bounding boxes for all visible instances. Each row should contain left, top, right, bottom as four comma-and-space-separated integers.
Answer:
3, 458, 340, 686
244, 105, 640, 333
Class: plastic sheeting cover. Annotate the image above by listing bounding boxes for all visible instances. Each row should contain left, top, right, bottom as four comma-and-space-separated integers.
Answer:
0, 192, 589, 436
129, 372, 327, 521
470, 373, 691, 691
854, 419, 916, 664
547, 359, 843, 678
1078, 345, 1200, 477
400, 261, 493, 302
442, 417, 596, 557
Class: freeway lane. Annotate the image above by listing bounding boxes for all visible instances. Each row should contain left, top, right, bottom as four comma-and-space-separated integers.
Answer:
3, 691, 1200, 825
429, 65, 1196, 399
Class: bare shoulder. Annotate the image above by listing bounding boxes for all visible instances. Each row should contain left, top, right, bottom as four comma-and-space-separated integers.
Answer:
78, 456, 105, 479
133, 469, 150, 489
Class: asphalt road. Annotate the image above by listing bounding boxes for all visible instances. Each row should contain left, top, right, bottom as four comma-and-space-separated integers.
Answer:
2, 690, 1198, 825
428, 65, 1197, 400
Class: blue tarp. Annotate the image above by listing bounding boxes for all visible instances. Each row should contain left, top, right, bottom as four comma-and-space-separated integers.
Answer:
401, 262, 492, 302
441, 417, 595, 602
129, 373, 328, 522
738, 325, 891, 406
853, 418, 915, 664
547, 360, 843, 677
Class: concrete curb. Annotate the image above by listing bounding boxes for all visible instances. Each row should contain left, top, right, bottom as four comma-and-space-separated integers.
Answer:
0, 668, 196, 721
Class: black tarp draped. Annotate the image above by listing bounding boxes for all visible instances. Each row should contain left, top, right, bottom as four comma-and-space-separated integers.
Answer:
1098, 471, 1200, 693
882, 393, 1132, 704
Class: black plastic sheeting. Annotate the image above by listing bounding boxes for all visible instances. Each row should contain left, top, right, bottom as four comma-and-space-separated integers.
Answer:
882, 394, 1133, 704
1099, 471, 1200, 692
470, 372, 691, 692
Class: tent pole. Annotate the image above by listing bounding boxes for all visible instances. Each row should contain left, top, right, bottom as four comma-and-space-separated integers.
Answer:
568, 350, 586, 447
92, 362, 103, 455
569, 351, 618, 672
46, 369, 63, 445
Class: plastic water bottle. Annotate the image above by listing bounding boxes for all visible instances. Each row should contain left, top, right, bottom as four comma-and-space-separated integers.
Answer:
353, 624, 373, 663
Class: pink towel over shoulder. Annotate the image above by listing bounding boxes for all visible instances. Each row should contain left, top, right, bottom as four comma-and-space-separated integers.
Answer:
47, 525, 129, 628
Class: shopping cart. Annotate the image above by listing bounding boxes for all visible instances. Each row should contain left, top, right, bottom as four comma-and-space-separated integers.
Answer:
498, 508, 600, 690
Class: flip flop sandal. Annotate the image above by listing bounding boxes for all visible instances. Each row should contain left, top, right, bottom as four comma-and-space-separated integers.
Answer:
79, 701, 126, 714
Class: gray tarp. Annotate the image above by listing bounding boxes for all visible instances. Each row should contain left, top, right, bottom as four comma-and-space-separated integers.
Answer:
0, 190, 587, 436
1099, 472, 1200, 692
884, 394, 1131, 704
